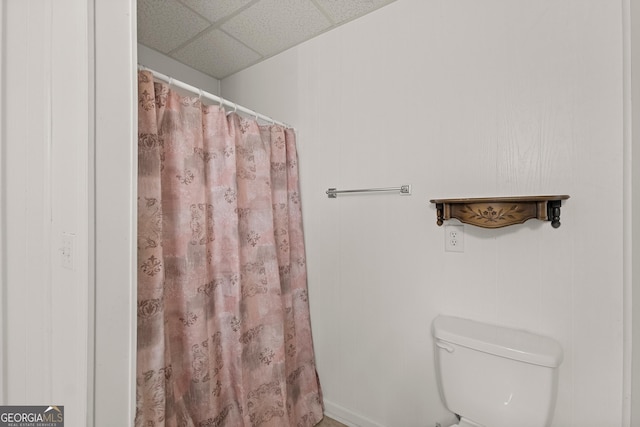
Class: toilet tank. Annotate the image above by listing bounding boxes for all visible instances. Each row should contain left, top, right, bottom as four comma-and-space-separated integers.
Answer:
432, 315, 563, 427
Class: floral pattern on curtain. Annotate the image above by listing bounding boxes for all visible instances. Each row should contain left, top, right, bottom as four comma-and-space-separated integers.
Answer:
136, 70, 323, 427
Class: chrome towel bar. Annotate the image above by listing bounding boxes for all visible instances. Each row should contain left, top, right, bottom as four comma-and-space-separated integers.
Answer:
326, 185, 412, 198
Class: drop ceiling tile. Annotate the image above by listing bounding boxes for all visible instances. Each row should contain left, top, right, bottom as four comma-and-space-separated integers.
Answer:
314, 0, 396, 24
179, 0, 254, 24
138, 0, 210, 53
172, 29, 262, 79
222, 0, 331, 56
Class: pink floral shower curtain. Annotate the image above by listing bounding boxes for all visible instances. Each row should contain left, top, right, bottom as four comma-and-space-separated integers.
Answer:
136, 70, 323, 427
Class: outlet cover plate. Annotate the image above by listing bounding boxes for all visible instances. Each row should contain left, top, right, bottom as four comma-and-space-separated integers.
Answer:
445, 225, 464, 252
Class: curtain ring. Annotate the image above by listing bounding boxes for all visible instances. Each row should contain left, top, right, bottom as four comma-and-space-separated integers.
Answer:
227, 103, 237, 116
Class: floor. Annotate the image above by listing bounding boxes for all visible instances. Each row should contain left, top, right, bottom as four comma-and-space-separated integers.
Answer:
316, 416, 349, 427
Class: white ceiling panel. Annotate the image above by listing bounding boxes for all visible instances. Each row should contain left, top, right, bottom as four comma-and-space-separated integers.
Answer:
221, 0, 331, 55
172, 29, 262, 79
178, 0, 254, 24
137, 0, 399, 79
314, 0, 396, 24
138, 0, 210, 53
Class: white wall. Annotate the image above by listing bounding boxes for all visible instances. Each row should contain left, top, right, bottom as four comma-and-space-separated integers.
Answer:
0, 0, 139, 424
222, 1, 626, 426
1, 0, 90, 425
629, 0, 640, 423
137, 44, 220, 95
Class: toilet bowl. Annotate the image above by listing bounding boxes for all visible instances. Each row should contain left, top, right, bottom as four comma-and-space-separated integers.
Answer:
433, 315, 563, 427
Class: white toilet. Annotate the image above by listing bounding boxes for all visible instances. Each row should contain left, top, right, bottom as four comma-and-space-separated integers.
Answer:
432, 315, 563, 427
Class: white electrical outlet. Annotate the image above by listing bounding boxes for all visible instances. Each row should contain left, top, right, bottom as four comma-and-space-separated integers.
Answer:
445, 225, 464, 252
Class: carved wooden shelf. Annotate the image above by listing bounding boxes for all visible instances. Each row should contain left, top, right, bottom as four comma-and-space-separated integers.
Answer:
429, 195, 570, 229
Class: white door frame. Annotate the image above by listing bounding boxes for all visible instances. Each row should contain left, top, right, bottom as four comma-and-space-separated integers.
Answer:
92, 0, 137, 425
0, 0, 6, 405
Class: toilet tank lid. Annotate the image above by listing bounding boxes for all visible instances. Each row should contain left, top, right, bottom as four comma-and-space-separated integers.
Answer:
432, 315, 563, 367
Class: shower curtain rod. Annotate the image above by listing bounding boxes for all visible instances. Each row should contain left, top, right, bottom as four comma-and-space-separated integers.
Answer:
139, 65, 295, 130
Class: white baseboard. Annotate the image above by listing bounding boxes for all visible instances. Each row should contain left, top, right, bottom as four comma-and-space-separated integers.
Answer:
323, 399, 387, 427
322, 398, 457, 427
